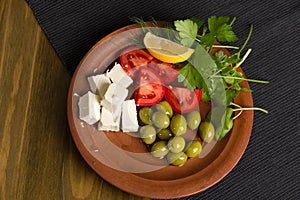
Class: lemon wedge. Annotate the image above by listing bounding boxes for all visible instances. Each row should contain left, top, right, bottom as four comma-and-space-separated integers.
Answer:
143, 32, 195, 63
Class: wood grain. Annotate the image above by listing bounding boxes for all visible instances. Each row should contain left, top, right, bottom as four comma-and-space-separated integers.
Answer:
0, 0, 148, 199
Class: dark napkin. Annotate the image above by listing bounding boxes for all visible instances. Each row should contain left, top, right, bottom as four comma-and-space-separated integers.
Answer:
26, 0, 300, 199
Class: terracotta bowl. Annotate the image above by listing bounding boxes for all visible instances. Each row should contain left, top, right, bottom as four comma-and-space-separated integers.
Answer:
67, 23, 254, 199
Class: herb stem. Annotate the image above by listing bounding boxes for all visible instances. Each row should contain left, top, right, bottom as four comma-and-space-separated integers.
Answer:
238, 24, 253, 56
230, 102, 243, 119
230, 102, 241, 107
234, 48, 252, 69
212, 45, 239, 49
232, 107, 269, 114
233, 110, 243, 120
230, 102, 268, 114
212, 75, 270, 84
229, 17, 237, 26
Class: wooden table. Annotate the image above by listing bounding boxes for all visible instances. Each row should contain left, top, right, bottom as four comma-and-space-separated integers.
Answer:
0, 1, 148, 199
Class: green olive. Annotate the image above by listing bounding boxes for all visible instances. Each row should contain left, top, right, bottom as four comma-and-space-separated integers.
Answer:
198, 122, 215, 143
157, 129, 172, 140
151, 141, 169, 158
151, 111, 170, 129
166, 152, 188, 166
167, 136, 186, 153
155, 101, 173, 118
139, 107, 152, 125
185, 140, 202, 158
186, 110, 201, 130
170, 114, 187, 136
139, 125, 156, 144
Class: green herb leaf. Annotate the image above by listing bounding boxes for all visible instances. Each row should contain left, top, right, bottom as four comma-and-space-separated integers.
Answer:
226, 89, 239, 106
174, 19, 199, 47
200, 34, 216, 47
208, 16, 230, 32
178, 63, 203, 90
216, 24, 238, 42
207, 16, 238, 43
214, 50, 227, 61
216, 107, 234, 140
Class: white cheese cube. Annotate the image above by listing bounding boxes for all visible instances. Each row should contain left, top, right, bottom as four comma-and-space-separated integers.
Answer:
121, 99, 139, 132
103, 83, 128, 122
100, 99, 122, 122
107, 63, 133, 88
98, 106, 120, 132
78, 91, 100, 125
104, 83, 128, 104
87, 74, 111, 98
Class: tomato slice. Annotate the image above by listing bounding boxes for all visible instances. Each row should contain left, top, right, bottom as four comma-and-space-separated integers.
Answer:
134, 67, 165, 106
119, 46, 153, 77
148, 60, 180, 84
165, 86, 202, 113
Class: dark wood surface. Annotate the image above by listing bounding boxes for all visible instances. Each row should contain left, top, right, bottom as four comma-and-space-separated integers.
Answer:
0, 0, 148, 199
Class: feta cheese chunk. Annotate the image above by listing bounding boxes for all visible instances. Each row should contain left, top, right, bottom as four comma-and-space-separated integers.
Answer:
87, 74, 111, 98
100, 83, 129, 128
78, 91, 100, 125
104, 83, 128, 104
100, 99, 122, 122
121, 99, 139, 132
98, 106, 120, 132
107, 63, 133, 88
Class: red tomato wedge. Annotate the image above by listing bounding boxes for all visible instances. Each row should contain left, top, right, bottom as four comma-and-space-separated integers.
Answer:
165, 86, 202, 113
134, 67, 165, 106
120, 46, 153, 77
148, 60, 180, 84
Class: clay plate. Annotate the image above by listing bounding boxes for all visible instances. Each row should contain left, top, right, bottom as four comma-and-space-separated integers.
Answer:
67, 23, 254, 199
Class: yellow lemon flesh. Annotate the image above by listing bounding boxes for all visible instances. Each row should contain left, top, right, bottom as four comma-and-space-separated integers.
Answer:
143, 32, 195, 63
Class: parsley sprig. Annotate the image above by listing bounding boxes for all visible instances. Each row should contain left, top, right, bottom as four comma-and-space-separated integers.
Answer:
173, 16, 238, 49
172, 17, 269, 140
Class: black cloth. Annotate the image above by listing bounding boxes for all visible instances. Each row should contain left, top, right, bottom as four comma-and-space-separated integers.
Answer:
26, 0, 300, 199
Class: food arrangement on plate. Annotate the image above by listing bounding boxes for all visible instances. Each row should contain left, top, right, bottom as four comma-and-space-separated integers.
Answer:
76, 16, 268, 167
